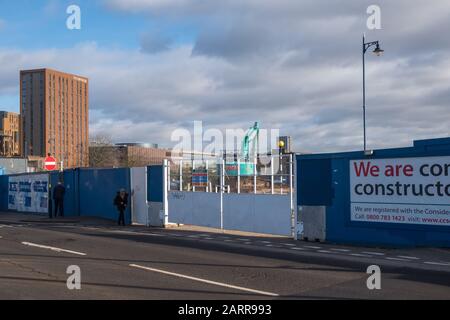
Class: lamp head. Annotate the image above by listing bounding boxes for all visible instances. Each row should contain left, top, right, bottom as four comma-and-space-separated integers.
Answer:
373, 44, 384, 56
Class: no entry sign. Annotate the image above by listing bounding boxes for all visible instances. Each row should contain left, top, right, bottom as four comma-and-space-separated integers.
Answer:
44, 156, 57, 171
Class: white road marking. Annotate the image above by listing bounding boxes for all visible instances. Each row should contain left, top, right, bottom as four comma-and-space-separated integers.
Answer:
385, 257, 409, 261
424, 262, 450, 266
204, 237, 214, 240
244, 242, 252, 245
224, 240, 234, 242
304, 245, 321, 249
290, 247, 305, 251
331, 248, 350, 252
237, 238, 250, 241
0, 236, 3, 239
317, 250, 332, 253
349, 253, 371, 257
282, 243, 296, 247
397, 256, 420, 260
21, 242, 86, 256
129, 264, 280, 297
260, 241, 272, 244
187, 235, 199, 238
361, 251, 385, 256
111, 230, 165, 237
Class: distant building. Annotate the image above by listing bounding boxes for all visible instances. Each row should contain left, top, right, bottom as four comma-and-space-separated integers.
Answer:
89, 143, 172, 168
0, 111, 21, 157
0, 157, 27, 175
20, 68, 89, 169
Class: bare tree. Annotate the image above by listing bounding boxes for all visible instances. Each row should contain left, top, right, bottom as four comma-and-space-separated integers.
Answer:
89, 134, 114, 167
89, 134, 113, 146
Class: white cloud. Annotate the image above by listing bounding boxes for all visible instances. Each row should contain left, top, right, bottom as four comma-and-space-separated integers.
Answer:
1, 0, 449, 153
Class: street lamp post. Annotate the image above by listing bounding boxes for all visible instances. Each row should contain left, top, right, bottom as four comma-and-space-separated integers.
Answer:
362, 34, 384, 152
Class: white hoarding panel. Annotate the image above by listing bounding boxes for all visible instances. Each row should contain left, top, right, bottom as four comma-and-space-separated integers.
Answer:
131, 167, 148, 225
350, 156, 450, 227
8, 174, 49, 214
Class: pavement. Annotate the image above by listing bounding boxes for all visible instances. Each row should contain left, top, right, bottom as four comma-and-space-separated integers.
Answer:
0, 212, 449, 300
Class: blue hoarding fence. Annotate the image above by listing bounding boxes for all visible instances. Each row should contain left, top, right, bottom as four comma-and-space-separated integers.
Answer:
147, 165, 163, 203
1, 168, 132, 224
296, 137, 450, 248
1, 165, 165, 225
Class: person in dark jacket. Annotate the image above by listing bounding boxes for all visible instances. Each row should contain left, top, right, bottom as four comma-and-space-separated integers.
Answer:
114, 188, 128, 226
53, 181, 65, 218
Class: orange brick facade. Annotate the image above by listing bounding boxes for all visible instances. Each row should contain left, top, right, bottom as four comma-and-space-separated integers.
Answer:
89, 144, 171, 168
20, 68, 89, 169
0, 111, 20, 157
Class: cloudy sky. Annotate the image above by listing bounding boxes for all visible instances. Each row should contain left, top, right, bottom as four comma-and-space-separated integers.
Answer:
0, 0, 449, 153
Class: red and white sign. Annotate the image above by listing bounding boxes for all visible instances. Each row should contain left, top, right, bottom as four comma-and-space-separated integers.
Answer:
350, 156, 450, 227
44, 156, 57, 171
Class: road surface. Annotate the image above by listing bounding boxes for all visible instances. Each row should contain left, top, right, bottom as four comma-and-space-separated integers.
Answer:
0, 214, 449, 299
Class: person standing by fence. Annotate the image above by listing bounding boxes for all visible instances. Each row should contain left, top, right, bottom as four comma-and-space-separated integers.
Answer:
53, 181, 65, 218
114, 188, 128, 226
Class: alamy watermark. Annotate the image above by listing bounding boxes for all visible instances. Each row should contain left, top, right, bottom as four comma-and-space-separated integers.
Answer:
366, 265, 381, 290
367, 5, 382, 30
66, 5, 81, 30
66, 265, 81, 290
170, 121, 280, 164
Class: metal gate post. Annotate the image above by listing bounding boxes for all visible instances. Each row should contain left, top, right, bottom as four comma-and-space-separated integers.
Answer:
130, 167, 134, 225
163, 159, 169, 226
253, 156, 257, 194
289, 154, 296, 239
145, 166, 149, 226
220, 159, 225, 230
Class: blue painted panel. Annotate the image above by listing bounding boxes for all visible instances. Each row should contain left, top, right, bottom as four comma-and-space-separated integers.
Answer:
79, 168, 131, 224
297, 158, 332, 206
0, 175, 9, 211
147, 165, 163, 202
49, 170, 79, 217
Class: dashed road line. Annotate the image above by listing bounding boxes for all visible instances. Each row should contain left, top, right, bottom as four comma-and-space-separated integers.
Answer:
129, 264, 280, 297
317, 250, 332, 253
362, 252, 385, 256
304, 245, 321, 249
290, 247, 306, 251
111, 230, 165, 237
349, 253, 371, 257
330, 248, 351, 252
397, 256, 420, 260
21, 241, 86, 256
385, 257, 409, 262
282, 243, 296, 247
424, 262, 450, 267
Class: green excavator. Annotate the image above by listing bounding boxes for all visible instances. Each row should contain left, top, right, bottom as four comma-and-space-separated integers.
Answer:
225, 122, 259, 176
